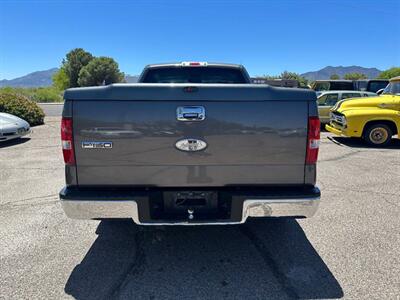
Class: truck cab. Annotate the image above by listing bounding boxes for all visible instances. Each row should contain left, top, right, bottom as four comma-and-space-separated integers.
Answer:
312, 79, 389, 94
326, 76, 400, 146
312, 80, 354, 93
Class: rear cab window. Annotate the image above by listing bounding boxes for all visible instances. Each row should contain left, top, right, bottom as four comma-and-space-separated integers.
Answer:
312, 81, 354, 91
342, 93, 361, 99
318, 93, 339, 106
368, 81, 389, 93
313, 82, 330, 91
141, 66, 249, 83
330, 82, 354, 90
383, 80, 400, 95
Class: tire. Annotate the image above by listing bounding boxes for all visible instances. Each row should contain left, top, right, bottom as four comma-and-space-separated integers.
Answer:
363, 124, 392, 147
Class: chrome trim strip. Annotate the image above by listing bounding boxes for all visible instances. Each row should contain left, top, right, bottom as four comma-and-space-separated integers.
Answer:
61, 196, 320, 225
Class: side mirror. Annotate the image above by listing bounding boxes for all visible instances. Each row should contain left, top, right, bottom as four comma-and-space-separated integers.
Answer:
376, 89, 384, 95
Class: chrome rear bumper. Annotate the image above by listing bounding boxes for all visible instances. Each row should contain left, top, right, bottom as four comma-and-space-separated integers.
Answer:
60, 187, 320, 225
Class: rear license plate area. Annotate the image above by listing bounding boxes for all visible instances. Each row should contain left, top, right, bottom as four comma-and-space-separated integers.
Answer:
149, 190, 232, 221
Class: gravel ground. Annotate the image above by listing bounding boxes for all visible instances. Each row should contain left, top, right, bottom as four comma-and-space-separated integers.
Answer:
0, 117, 399, 299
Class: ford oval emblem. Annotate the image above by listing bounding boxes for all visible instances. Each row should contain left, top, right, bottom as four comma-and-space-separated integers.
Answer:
175, 138, 207, 152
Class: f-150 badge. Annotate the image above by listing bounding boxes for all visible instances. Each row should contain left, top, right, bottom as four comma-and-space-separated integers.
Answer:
175, 138, 207, 152
82, 141, 113, 149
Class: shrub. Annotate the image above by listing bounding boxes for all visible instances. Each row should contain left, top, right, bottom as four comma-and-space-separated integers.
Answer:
0, 91, 45, 126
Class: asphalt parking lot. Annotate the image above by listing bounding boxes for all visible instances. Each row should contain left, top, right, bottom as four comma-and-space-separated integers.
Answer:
38, 103, 63, 117
1, 117, 399, 300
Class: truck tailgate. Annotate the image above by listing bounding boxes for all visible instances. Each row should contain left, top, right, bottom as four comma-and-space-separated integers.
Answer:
66, 84, 313, 187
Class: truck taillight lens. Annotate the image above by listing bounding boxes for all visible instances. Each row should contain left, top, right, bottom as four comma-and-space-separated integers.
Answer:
306, 116, 320, 165
61, 117, 75, 165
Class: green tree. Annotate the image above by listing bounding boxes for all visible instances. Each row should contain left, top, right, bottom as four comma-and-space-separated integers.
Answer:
77, 57, 125, 87
256, 71, 308, 87
52, 67, 69, 90
63, 48, 94, 87
280, 71, 308, 87
343, 73, 367, 80
377, 67, 400, 79
258, 75, 280, 80
330, 74, 340, 80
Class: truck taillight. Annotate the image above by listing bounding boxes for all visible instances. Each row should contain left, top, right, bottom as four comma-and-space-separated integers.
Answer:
306, 116, 320, 165
61, 117, 75, 165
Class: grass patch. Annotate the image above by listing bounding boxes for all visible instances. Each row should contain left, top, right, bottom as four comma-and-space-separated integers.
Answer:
0, 86, 63, 103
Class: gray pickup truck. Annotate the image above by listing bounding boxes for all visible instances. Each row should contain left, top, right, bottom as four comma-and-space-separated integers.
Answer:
60, 62, 321, 225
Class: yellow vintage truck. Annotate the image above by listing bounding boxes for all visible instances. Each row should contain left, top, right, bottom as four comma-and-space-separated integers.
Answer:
326, 76, 400, 146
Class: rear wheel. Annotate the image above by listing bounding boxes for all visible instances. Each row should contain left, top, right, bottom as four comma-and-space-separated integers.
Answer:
363, 124, 392, 147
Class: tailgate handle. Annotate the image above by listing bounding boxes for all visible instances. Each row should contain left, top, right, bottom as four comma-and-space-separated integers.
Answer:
177, 106, 205, 121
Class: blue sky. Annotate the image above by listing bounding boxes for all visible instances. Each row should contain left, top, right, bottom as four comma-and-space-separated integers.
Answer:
0, 0, 399, 79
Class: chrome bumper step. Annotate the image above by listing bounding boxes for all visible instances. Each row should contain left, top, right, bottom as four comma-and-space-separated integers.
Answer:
60, 186, 320, 225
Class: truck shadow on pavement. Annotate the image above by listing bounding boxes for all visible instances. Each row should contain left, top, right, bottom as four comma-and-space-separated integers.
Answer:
0, 137, 30, 148
65, 219, 343, 300
330, 136, 400, 149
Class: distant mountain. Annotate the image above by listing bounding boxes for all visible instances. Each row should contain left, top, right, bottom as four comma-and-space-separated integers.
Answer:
0, 68, 59, 88
1, 65, 384, 88
301, 66, 382, 81
0, 69, 140, 87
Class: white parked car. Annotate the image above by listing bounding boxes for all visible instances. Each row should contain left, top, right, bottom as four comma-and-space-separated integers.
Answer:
0, 112, 31, 142
317, 90, 376, 124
